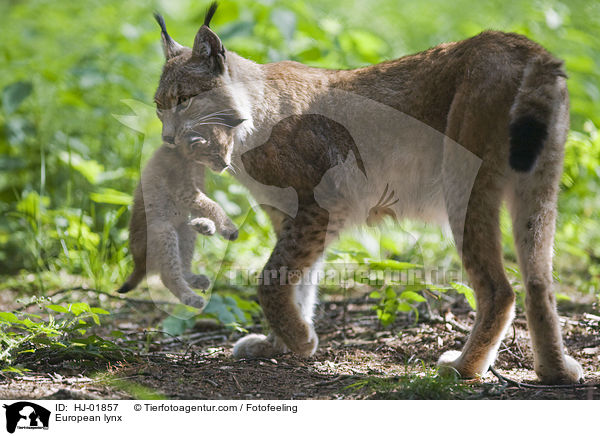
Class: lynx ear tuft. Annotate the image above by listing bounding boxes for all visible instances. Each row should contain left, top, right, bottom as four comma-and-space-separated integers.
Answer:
192, 3, 226, 74
154, 12, 185, 60
204, 2, 219, 27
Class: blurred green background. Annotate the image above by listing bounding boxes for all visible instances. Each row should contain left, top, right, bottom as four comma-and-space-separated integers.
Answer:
1, 0, 599, 311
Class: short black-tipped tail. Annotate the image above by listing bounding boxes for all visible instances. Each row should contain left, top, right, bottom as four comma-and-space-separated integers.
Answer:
116, 268, 145, 294
116, 282, 134, 294
509, 56, 566, 172
509, 116, 548, 172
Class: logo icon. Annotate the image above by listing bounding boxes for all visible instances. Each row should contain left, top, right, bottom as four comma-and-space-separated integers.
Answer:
3, 402, 50, 434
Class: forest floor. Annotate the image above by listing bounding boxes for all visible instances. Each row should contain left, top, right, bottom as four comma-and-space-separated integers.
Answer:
1, 291, 599, 400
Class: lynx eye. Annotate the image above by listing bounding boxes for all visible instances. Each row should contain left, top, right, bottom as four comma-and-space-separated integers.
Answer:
177, 96, 194, 112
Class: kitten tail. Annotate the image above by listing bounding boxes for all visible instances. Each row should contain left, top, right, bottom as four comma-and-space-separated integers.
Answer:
117, 267, 146, 293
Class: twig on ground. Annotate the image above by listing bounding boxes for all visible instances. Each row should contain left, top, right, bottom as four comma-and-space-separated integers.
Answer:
489, 366, 600, 389
203, 379, 219, 388
311, 374, 357, 387
427, 315, 470, 333
232, 374, 243, 392
15, 286, 174, 311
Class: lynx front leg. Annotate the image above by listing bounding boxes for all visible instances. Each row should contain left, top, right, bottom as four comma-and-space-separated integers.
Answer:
233, 206, 333, 359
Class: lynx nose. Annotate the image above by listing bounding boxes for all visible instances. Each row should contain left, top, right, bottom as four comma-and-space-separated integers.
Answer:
214, 156, 228, 172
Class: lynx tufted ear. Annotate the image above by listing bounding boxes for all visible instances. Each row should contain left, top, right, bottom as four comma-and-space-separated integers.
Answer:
192, 2, 226, 74
154, 13, 185, 60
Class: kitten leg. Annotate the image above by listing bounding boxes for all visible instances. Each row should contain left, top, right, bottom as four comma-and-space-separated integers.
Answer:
189, 194, 238, 241
177, 223, 211, 290
234, 204, 337, 358
150, 223, 206, 309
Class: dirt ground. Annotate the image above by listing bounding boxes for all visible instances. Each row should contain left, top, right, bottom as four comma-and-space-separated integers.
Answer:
1, 293, 599, 400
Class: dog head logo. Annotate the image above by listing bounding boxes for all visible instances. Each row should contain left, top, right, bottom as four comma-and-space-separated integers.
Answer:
3, 402, 50, 433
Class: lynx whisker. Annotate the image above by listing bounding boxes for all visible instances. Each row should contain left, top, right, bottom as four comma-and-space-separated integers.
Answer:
191, 121, 240, 129
191, 109, 237, 122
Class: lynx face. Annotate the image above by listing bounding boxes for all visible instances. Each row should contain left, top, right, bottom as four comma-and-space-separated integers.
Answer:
153, 13, 245, 173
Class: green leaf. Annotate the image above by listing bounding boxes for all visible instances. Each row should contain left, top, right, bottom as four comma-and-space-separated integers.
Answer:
400, 290, 426, 303
91, 307, 110, 315
162, 315, 195, 337
450, 282, 477, 310
46, 304, 68, 313
58, 151, 104, 184
2, 81, 33, 114
69, 302, 91, 316
397, 302, 413, 312
89, 188, 132, 205
367, 259, 421, 271
0, 312, 19, 324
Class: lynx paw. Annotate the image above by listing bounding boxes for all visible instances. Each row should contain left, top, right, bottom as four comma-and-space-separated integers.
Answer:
190, 218, 216, 236
563, 355, 584, 383
437, 350, 482, 378
285, 325, 319, 357
536, 355, 584, 384
233, 334, 289, 359
185, 274, 211, 290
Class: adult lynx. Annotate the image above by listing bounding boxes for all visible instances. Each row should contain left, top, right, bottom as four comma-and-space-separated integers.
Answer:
117, 142, 239, 309
148, 3, 584, 384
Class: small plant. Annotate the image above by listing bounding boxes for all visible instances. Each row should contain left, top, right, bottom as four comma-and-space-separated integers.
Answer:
0, 302, 131, 372
346, 366, 473, 400
161, 292, 261, 336
364, 258, 477, 326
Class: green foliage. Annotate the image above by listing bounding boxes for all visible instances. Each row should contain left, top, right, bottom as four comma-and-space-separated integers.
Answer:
1, 0, 599, 340
0, 302, 129, 371
347, 367, 473, 399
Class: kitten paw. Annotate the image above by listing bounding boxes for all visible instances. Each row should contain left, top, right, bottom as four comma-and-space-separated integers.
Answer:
179, 293, 206, 310
185, 274, 211, 290
190, 218, 216, 236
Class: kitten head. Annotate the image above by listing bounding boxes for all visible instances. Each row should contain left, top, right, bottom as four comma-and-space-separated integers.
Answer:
153, 3, 246, 173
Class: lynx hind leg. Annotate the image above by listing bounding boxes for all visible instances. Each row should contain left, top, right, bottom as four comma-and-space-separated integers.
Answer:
233, 206, 333, 359
438, 108, 516, 378
508, 141, 583, 382
438, 185, 516, 379
151, 223, 206, 309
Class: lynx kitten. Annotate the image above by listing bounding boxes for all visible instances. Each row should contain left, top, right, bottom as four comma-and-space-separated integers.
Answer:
117, 142, 239, 309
